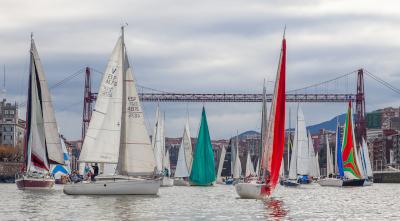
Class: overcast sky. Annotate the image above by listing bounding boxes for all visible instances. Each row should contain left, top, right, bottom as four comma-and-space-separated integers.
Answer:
1, 0, 399, 140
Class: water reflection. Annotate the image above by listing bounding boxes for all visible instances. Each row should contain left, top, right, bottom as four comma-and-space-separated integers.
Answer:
263, 198, 289, 220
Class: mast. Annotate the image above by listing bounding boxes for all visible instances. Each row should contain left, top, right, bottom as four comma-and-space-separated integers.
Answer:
258, 79, 267, 178
117, 25, 126, 174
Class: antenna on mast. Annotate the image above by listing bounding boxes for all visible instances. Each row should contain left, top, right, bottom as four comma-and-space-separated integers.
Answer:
2, 64, 6, 96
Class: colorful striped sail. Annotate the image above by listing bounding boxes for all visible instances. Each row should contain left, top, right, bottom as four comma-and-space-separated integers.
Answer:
260, 34, 286, 195
341, 101, 362, 179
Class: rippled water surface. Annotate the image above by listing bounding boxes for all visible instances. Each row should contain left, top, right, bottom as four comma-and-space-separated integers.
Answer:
1, 183, 400, 220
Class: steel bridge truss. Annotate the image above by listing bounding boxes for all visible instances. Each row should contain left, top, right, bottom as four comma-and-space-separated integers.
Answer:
138, 93, 356, 103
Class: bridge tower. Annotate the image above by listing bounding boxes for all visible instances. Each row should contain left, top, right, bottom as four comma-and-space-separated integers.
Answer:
81, 67, 96, 141
355, 68, 366, 145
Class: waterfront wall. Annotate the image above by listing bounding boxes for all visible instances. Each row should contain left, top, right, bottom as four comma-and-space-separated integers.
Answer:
374, 172, 400, 183
0, 162, 22, 183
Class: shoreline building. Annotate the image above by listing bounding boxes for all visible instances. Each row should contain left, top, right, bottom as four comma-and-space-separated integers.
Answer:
0, 99, 25, 148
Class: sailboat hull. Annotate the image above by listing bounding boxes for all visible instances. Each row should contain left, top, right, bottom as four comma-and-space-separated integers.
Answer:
161, 177, 174, 187
63, 178, 160, 195
364, 180, 373, 186
342, 179, 365, 187
235, 183, 267, 199
317, 178, 343, 187
16, 176, 55, 190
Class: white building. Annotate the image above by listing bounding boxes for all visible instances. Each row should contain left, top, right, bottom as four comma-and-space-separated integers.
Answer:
0, 99, 25, 147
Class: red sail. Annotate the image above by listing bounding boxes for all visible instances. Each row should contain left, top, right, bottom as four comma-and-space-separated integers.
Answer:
261, 37, 286, 195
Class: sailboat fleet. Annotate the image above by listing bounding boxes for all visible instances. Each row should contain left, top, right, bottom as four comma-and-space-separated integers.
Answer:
14, 27, 375, 200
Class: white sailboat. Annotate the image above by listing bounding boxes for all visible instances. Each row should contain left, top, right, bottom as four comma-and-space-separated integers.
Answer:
245, 152, 256, 177
308, 132, 319, 180
16, 34, 65, 190
174, 118, 193, 186
64, 27, 160, 195
360, 138, 373, 186
232, 133, 242, 182
162, 148, 174, 187
216, 145, 227, 184
318, 135, 343, 186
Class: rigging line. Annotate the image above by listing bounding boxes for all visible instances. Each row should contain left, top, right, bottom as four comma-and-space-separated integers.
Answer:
364, 70, 400, 95
287, 70, 357, 93
49, 67, 86, 90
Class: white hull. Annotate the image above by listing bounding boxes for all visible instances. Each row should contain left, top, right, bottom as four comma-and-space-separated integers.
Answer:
173, 178, 189, 186
63, 178, 160, 195
364, 180, 373, 186
317, 178, 343, 187
235, 183, 267, 199
161, 177, 174, 187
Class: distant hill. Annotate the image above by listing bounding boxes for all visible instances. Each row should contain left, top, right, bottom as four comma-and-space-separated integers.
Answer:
306, 114, 347, 134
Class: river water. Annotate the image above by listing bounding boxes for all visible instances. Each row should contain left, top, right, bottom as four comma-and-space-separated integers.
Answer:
0, 183, 399, 220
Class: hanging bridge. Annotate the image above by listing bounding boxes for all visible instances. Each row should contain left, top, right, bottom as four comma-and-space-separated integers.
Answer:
44, 66, 400, 144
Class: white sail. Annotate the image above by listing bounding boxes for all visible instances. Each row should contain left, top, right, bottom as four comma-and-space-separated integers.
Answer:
174, 119, 193, 178
325, 135, 334, 176
27, 56, 49, 173
117, 50, 155, 176
255, 158, 260, 177
308, 132, 318, 177
245, 152, 256, 177
233, 148, 242, 179
164, 149, 171, 176
280, 159, 284, 178
296, 107, 311, 176
216, 146, 226, 181
182, 119, 193, 174
151, 106, 164, 172
315, 152, 320, 178
79, 38, 123, 163
355, 145, 365, 178
288, 123, 298, 180
361, 138, 373, 177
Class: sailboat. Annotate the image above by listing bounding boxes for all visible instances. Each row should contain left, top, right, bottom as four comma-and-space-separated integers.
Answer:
162, 149, 174, 186
280, 127, 299, 187
216, 145, 227, 184
16, 34, 65, 190
153, 109, 173, 187
235, 32, 286, 199
341, 101, 365, 186
189, 107, 216, 186
63, 27, 160, 195
220, 139, 234, 184
245, 151, 256, 177
360, 138, 373, 186
232, 132, 242, 184
174, 118, 193, 186
318, 134, 343, 186
288, 106, 313, 184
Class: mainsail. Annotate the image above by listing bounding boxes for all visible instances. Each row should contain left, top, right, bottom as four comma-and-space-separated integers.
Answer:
245, 152, 256, 177
296, 107, 311, 176
79, 27, 156, 176
25, 36, 64, 173
174, 119, 193, 178
152, 106, 164, 172
360, 138, 373, 177
216, 146, 227, 182
342, 101, 362, 179
325, 135, 334, 176
189, 107, 216, 185
260, 33, 286, 195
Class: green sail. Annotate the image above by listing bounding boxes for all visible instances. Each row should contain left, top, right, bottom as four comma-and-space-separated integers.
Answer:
189, 107, 216, 185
